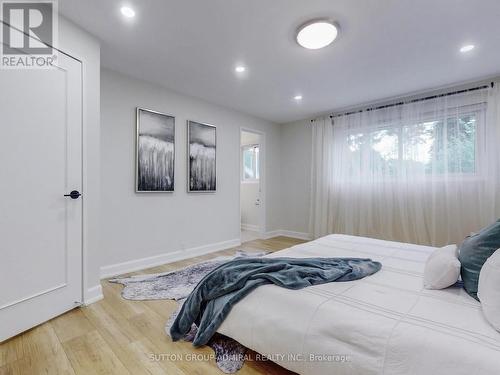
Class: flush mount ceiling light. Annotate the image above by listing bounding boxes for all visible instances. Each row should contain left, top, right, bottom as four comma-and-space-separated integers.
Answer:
296, 19, 338, 50
460, 44, 475, 53
294, 95, 303, 101
235, 65, 246, 73
120, 6, 136, 18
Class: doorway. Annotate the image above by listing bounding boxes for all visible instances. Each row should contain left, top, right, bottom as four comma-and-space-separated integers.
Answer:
240, 129, 264, 242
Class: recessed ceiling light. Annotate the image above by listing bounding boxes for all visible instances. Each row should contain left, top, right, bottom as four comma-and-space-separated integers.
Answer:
294, 95, 303, 101
235, 66, 246, 73
120, 6, 135, 18
460, 44, 475, 53
296, 20, 338, 50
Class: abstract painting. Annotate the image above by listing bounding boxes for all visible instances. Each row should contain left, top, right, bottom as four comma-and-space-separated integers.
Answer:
136, 108, 175, 192
188, 120, 216, 192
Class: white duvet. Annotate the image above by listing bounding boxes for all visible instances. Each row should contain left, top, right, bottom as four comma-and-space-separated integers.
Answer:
218, 234, 500, 375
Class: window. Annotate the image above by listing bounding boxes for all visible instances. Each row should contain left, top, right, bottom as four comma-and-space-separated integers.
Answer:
242, 145, 259, 181
346, 112, 481, 177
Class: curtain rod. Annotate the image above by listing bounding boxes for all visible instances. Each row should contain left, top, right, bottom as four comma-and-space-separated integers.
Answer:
309, 81, 494, 122
329, 82, 494, 119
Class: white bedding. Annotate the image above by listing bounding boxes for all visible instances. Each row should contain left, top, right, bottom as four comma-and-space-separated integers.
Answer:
218, 234, 500, 375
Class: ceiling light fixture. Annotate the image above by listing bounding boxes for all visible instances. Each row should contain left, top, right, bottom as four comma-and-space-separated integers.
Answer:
120, 6, 136, 18
460, 44, 475, 53
294, 95, 303, 101
235, 66, 246, 73
296, 19, 338, 50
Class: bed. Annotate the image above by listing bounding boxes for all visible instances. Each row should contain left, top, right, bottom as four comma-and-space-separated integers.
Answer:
217, 234, 500, 375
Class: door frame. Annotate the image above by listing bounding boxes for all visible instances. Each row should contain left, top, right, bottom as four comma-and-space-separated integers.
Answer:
239, 127, 266, 239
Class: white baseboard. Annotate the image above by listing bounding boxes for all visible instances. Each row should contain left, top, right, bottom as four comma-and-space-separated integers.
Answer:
279, 230, 312, 240
241, 223, 259, 232
84, 285, 103, 306
263, 230, 312, 241
100, 238, 242, 279
262, 230, 281, 239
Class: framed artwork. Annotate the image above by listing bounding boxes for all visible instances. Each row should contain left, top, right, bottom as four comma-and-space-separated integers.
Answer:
187, 120, 216, 192
136, 108, 175, 192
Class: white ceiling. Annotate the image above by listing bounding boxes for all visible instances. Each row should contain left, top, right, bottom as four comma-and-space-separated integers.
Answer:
59, 0, 500, 123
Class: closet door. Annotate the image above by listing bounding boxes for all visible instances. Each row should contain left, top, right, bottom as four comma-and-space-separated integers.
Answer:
0, 51, 83, 342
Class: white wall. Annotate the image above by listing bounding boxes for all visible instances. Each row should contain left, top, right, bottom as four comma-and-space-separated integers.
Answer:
100, 69, 282, 272
59, 17, 101, 303
278, 120, 312, 235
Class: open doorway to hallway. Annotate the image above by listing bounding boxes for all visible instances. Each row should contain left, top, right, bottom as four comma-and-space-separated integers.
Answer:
240, 129, 264, 243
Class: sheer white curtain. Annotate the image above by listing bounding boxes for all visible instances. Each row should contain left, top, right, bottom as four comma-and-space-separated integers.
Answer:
310, 84, 500, 246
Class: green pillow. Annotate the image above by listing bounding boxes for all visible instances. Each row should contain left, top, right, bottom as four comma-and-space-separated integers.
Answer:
458, 219, 500, 300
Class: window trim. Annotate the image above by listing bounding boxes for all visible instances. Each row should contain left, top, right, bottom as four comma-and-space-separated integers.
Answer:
341, 108, 485, 182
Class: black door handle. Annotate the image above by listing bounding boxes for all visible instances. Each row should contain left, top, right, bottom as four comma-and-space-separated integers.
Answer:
64, 190, 81, 199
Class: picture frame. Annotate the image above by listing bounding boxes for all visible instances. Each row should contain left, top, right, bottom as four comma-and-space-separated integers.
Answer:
136, 108, 175, 192
187, 120, 217, 193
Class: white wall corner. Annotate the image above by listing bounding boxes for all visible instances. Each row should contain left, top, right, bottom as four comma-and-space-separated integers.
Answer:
100, 238, 242, 279
262, 230, 282, 239
84, 284, 103, 306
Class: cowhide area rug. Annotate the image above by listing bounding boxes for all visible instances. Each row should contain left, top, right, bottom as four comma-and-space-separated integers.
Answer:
109, 250, 267, 374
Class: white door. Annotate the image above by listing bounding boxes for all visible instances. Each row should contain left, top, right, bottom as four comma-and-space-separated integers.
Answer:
240, 130, 264, 236
0, 52, 83, 342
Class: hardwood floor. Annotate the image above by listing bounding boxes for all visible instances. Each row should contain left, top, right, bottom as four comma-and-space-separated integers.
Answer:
0, 236, 305, 375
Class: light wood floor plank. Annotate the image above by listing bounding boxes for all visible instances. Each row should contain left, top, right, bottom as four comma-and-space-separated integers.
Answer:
0, 324, 76, 375
51, 309, 96, 343
62, 330, 130, 375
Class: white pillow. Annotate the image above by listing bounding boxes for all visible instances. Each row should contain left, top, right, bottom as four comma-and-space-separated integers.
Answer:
423, 245, 460, 290
478, 248, 500, 332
